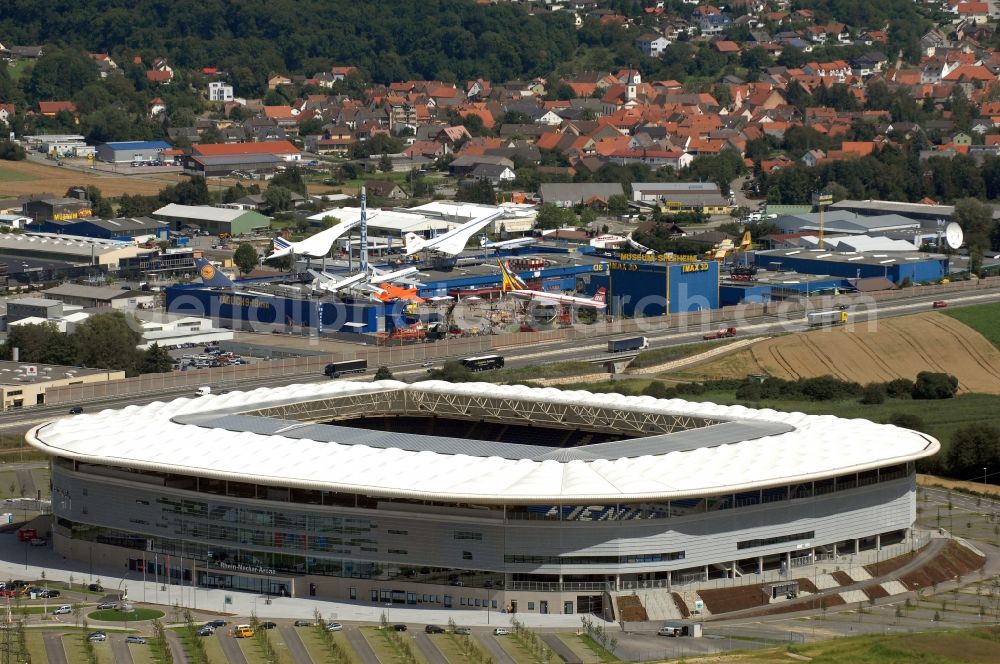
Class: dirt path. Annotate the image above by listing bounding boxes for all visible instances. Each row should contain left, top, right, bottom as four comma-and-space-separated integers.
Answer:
918, 474, 1000, 497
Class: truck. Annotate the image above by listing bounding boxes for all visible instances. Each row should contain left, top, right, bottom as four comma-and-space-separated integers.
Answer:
607, 336, 649, 353
703, 327, 737, 340
195, 386, 211, 397
324, 359, 368, 378
807, 310, 848, 327
16, 528, 37, 542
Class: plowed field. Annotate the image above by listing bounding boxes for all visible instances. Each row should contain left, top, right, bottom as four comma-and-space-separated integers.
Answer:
680, 313, 1000, 394
0, 159, 200, 197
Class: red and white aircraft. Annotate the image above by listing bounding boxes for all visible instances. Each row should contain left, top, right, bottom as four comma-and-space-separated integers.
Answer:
498, 260, 606, 309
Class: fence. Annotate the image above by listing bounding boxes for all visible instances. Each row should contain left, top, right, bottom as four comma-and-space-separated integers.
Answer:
42, 276, 1000, 405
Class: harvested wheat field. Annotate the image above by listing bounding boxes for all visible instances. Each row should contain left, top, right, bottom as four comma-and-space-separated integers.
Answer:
677, 313, 1000, 394
0, 159, 199, 197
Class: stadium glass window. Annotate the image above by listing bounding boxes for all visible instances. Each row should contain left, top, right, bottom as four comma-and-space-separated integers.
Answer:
835, 473, 857, 491
454, 531, 483, 540
462, 551, 473, 560
528, 602, 535, 610
737, 531, 815, 551
388, 529, 408, 535
388, 549, 408, 555
814, 478, 835, 496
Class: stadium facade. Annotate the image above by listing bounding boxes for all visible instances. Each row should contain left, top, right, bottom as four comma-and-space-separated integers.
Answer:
28, 382, 938, 616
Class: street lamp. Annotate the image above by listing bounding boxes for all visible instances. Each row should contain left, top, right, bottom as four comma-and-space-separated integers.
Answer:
985, 467, 989, 487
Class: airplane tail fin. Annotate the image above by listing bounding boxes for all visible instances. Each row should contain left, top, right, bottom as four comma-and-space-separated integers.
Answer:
479, 234, 490, 247
195, 258, 235, 288
498, 260, 527, 292
404, 232, 425, 254
592, 288, 606, 304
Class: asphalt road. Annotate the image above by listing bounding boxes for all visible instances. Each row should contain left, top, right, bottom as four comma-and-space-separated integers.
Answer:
42, 632, 68, 664
278, 624, 313, 664
164, 630, 189, 663
413, 631, 449, 664
2, 284, 999, 436
477, 632, 518, 664
344, 625, 381, 664
216, 630, 249, 664
110, 634, 135, 664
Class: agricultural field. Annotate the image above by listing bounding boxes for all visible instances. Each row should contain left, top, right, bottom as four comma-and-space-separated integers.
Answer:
0, 158, 192, 197
944, 301, 1000, 351
671, 312, 1000, 394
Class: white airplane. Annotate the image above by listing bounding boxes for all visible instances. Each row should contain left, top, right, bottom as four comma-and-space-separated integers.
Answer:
498, 260, 606, 309
308, 269, 368, 294
403, 211, 503, 256
268, 210, 377, 260
479, 234, 537, 251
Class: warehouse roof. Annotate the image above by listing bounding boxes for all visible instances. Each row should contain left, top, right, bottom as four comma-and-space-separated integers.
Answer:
27, 381, 939, 503
101, 141, 172, 151
758, 248, 947, 267
154, 204, 259, 223
0, 232, 134, 258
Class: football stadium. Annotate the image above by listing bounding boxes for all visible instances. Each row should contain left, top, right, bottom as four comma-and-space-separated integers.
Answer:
28, 381, 938, 617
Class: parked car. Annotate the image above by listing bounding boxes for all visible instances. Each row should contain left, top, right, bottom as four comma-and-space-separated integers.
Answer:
494, 627, 510, 636
294, 619, 314, 627
260, 622, 276, 630
88, 632, 107, 642
425, 625, 445, 634
88, 584, 103, 592
40, 589, 60, 598
69, 406, 84, 414
125, 636, 147, 644
197, 626, 215, 636
392, 624, 407, 632
204, 620, 227, 629
325, 622, 343, 632
53, 605, 72, 615
657, 625, 680, 637
96, 602, 118, 610
454, 627, 471, 635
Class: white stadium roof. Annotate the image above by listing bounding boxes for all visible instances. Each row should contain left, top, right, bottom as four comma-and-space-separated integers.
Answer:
28, 381, 938, 504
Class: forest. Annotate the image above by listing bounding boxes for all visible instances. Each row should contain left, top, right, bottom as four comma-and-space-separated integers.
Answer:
0, 0, 938, 95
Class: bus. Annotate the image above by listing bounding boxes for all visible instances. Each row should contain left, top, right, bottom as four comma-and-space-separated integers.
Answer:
460, 355, 505, 372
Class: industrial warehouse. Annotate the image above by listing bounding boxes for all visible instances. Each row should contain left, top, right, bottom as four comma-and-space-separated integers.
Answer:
29, 380, 937, 617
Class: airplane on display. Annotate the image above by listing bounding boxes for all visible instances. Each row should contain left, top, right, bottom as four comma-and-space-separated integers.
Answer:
196, 258, 236, 288
267, 210, 377, 261
479, 234, 537, 251
308, 269, 368, 294
497, 260, 606, 309
403, 210, 504, 256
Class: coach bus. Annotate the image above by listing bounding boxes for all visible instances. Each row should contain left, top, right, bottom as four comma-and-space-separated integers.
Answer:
460, 355, 505, 372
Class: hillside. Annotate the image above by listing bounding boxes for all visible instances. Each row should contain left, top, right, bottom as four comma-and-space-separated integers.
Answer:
673, 311, 1000, 394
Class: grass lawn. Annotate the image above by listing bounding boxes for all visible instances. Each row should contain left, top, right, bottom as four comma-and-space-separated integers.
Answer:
0, 469, 17, 497
24, 628, 49, 662
561, 633, 621, 663
238, 634, 293, 664
629, 339, 731, 368
711, 626, 1000, 663
427, 633, 468, 663
360, 626, 431, 664
7, 59, 32, 81
944, 302, 1000, 351
494, 634, 543, 664
0, 166, 37, 182
487, 360, 597, 383
299, 627, 359, 663
62, 632, 113, 664
88, 608, 164, 621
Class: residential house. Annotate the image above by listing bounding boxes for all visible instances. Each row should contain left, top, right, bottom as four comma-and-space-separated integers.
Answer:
208, 81, 234, 102
636, 34, 670, 57
267, 73, 292, 90
0, 103, 14, 127
469, 163, 516, 185
364, 180, 408, 200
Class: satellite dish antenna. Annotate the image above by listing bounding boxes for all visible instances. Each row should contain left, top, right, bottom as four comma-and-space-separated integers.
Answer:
945, 222, 964, 250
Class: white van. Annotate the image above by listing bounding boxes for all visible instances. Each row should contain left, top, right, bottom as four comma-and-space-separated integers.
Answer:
195, 386, 211, 397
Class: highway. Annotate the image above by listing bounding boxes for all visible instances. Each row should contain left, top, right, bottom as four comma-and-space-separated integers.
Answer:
2, 285, 1000, 434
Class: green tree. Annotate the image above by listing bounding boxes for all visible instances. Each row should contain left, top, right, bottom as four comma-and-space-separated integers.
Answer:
84, 186, 113, 219
0, 140, 26, 161
952, 197, 992, 275
607, 194, 630, 215
456, 179, 496, 205
233, 243, 259, 275
0, 322, 76, 365
140, 343, 174, 374
25, 47, 99, 102
535, 203, 576, 229
263, 185, 293, 212
378, 153, 393, 173
73, 312, 143, 375
912, 372, 959, 400
270, 166, 307, 195
946, 424, 998, 482
374, 366, 394, 380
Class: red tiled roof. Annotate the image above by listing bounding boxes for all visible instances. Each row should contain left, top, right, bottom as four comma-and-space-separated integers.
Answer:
192, 140, 300, 156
